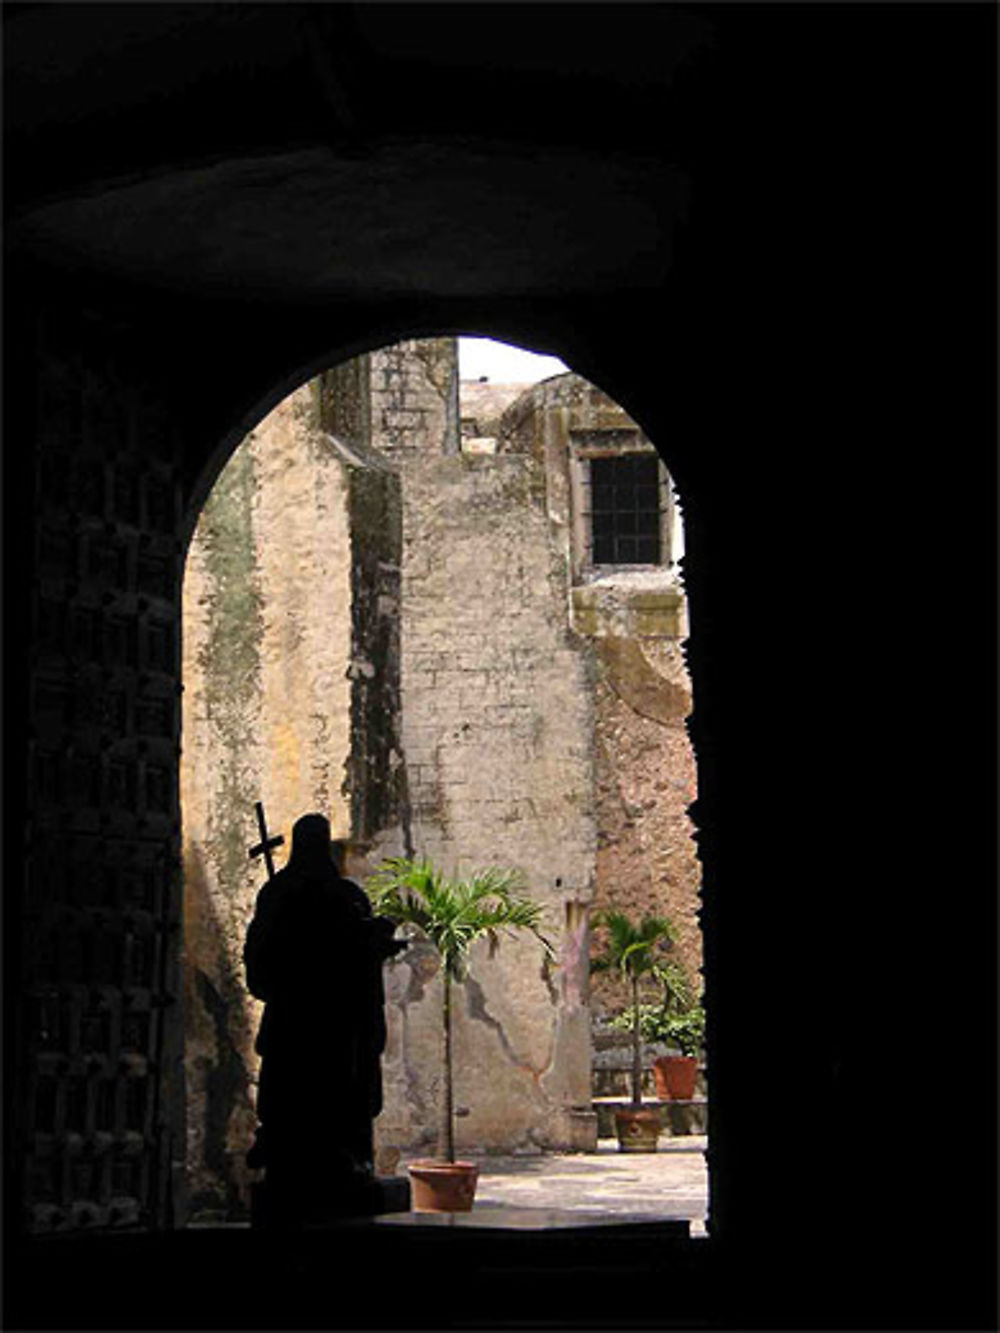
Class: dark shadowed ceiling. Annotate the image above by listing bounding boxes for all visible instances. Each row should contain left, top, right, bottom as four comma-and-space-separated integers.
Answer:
4, 4, 714, 304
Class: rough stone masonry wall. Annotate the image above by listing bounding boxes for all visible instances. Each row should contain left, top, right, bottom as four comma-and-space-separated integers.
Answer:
368, 336, 459, 458
181, 386, 357, 1219
590, 636, 701, 1017
361, 340, 599, 1156
499, 375, 703, 1024
375, 454, 598, 1155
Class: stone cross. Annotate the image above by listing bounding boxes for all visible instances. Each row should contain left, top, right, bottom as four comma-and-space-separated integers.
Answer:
248, 801, 284, 880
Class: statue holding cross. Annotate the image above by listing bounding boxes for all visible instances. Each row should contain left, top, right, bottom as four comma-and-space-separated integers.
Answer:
243, 807, 406, 1226
248, 801, 284, 880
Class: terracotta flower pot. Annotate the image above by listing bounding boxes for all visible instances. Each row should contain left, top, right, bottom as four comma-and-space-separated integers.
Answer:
614, 1107, 661, 1153
407, 1160, 479, 1212
653, 1054, 698, 1101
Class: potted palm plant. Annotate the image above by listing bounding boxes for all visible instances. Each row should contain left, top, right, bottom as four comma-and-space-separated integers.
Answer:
590, 910, 677, 1151
366, 856, 553, 1211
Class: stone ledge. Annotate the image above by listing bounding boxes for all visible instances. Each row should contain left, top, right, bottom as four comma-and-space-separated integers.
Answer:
571, 583, 684, 639
593, 1097, 708, 1138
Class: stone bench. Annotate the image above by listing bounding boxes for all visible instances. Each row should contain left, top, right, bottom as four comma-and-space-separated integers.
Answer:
591, 1036, 708, 1103
592, 1096, 708, 1139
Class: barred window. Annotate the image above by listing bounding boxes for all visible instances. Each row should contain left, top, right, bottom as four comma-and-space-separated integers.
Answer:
590, 454, 661, 565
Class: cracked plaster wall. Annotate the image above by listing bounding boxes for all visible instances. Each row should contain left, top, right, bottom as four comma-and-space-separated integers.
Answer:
376, 452, 597, 1155
364, 340, 597, 1157
181, 385, 359, 1218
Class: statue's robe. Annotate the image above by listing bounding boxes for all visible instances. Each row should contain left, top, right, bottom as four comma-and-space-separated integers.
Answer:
244, 861, 389, 1203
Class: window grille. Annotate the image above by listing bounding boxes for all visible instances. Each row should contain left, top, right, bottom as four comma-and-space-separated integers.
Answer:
590, 454, 661, 565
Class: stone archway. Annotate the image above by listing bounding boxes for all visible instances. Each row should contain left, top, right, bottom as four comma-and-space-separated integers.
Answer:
180, 335, 704, 1222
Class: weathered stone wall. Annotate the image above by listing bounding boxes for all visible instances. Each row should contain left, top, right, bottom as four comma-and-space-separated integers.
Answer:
500, 373, 642, 456
352, 344, 598, 1156
182, 418, 269, 1221
369, 337, 460, 456
590, 637, 701, 1016
498, 374, 702, 1020
314, 356, 371, 455
459, 380, 529, 448
181, 385, 402, 1218
370, 452, 598, 1156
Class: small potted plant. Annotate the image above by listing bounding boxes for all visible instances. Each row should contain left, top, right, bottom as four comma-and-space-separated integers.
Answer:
640, 957, 705, 1101
610, 956, 706, 1093
653, 1003, 706, 1100
366, 856, 553, 1211
590, 910, 677, 1152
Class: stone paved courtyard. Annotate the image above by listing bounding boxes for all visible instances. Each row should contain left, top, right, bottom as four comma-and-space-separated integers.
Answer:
401, 1135, 709, 1235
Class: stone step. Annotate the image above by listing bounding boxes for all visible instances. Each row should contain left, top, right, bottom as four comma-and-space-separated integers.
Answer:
250, 1174, 410, 1229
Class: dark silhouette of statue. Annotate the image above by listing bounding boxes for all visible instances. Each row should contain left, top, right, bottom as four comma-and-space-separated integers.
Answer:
243, 813, 405, 1225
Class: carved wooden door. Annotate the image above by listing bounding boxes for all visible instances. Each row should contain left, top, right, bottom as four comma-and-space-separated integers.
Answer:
19, 319, 185, 1233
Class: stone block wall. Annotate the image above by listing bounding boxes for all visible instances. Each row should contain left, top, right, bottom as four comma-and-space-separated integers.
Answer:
459, 380, 529, 449
368, 337, 460, 457
370, 452, 598, 1156
180, 384, 402, 1218
498, 374, 702, 1020
352, 341, 599, 1156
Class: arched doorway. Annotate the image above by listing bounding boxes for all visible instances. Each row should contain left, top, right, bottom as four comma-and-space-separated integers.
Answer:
180, 335, 705, 1225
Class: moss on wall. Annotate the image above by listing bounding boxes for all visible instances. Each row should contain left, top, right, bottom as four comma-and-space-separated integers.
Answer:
346, 460, 405, 844
315, 356, 372, 452
183, 441, 265, 1219
183, 380, 406, 1215
196, 443, 265, 898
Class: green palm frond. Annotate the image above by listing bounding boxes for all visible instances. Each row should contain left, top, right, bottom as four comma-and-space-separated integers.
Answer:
366, 855, 552, 1162
590, 909, 676, 980
591, 908, 680, 1109
652, 957, 694, 1015
365, 857, 553, 981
